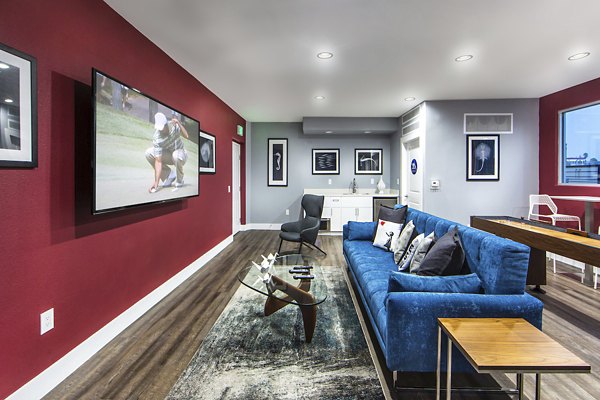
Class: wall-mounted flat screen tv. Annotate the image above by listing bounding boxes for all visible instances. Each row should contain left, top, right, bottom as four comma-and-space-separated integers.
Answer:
92, 69, 199, 214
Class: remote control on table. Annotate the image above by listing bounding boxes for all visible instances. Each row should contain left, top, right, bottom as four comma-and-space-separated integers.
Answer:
293, 274, 314, 280
289, 268, 311, 274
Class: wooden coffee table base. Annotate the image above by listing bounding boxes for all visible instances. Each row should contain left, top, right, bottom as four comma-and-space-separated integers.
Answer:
264, 275, 317, 343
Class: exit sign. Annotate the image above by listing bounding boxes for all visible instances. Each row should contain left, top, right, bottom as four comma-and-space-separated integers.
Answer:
237, 125, 244, 137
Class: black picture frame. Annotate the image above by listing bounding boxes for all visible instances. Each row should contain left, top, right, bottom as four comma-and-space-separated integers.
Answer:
0, 42, 37, 168
199, 130, 216, 174
355, 148, 382, 175
268, 138, 287, 186
466, 135, 499, 181
312, 148, 340, 175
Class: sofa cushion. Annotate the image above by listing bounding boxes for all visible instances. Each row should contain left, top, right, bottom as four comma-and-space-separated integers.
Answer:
414, 226, 465, 276
344, 240, 398, 278
347, 221, 377, 241
388, 272, 482, 294
362, 274, 390, 310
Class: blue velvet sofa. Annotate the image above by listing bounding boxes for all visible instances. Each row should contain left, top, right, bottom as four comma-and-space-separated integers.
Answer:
342, 208, 544, 374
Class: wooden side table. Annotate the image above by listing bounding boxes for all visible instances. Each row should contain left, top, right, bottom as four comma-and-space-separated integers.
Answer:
436, 318, 590, 400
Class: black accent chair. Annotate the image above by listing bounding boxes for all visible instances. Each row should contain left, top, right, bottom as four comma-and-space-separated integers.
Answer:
278, 194, 326, 255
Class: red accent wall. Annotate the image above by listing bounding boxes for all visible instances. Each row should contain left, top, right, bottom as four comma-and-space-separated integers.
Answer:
539, 77, 600, 230
0, 1, 245, 397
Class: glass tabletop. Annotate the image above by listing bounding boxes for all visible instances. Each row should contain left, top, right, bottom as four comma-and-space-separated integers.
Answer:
237, 253, 327, 306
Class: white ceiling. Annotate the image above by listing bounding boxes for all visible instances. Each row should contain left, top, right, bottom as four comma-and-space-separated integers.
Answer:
104, 0, 600, 122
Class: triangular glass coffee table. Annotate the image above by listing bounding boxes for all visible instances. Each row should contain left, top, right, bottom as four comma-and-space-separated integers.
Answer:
238, 254, 328, 343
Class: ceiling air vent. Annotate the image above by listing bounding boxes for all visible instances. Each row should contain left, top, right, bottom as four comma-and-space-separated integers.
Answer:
402, 107, 420, 125
464, 113, 513, 134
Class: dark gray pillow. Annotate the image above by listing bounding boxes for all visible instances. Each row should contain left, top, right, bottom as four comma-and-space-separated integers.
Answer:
378, 205, 407, 225
414, 226, 466, 276
374, 205, 407, 240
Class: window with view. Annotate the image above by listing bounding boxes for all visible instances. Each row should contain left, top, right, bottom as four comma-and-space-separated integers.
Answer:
560, 102, 600, 185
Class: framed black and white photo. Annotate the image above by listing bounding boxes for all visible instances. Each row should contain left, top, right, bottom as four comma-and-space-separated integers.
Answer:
0, 43, 37, 167
312, 148, 339, 175
268, 138, 287, 186
355, 149, 382, 175
467, 135, 499, 181
199, 130, 216, 174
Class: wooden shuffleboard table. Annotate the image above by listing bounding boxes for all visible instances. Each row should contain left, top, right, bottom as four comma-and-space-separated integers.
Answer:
470, 216, 600, 291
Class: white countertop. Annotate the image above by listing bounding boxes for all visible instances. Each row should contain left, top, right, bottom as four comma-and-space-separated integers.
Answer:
304, 188, 400, 197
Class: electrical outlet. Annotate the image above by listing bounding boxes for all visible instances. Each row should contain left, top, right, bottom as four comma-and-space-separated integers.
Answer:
285, 209, 290, 215
227, 185, 231, 193
370, 178, 374, 184
328, 178, 332, 185
397, 178, 400, 185
40, 308, 54, 335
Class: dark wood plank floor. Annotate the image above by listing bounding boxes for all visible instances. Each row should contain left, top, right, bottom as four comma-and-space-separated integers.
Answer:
45, 231, 600, 400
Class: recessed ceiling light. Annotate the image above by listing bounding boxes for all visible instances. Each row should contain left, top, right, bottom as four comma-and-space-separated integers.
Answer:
317, 52, 333, 59
568, 52, 590, 61
0, 63, 9, 69
314, 95, 325, 100
404, 97, 416, 102
364, 131, 371, 134
455, 54, 473, 62
325, 130, 333, 134
4, 98, 14, 103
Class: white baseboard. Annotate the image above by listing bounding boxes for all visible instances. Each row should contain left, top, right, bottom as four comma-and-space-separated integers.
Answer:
7, 235, 234, 400
318, 231, 342, 236
242, 223, 282, 230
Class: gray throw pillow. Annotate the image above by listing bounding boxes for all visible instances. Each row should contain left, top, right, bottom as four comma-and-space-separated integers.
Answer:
398, 232, 424, 271
393, 220, 417, 264
409, 232, 436, 273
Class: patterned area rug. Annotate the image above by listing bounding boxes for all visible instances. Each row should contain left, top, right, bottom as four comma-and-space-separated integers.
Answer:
167, 264, 384, 400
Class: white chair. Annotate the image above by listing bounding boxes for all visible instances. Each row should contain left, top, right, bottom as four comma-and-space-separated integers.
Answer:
528, 194, 582, 276
527, 194, 581, 229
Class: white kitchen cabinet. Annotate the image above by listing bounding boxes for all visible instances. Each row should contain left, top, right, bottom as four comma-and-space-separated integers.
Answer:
329, 196, 373, 231
305, 189, 400, 233
329, 207, 342, 231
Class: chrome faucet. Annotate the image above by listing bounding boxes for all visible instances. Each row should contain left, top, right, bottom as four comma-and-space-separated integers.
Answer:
350, 178, 358, 194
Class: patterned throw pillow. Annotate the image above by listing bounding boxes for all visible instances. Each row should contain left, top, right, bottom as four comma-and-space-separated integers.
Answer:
393, 220, 417, 264
409, 232, 436, 273
398, 233, 424, 271
373, 219, 403, 252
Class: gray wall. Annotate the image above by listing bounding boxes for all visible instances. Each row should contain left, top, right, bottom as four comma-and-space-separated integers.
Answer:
423, 99, 539, 225
248, 122, 392, 224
